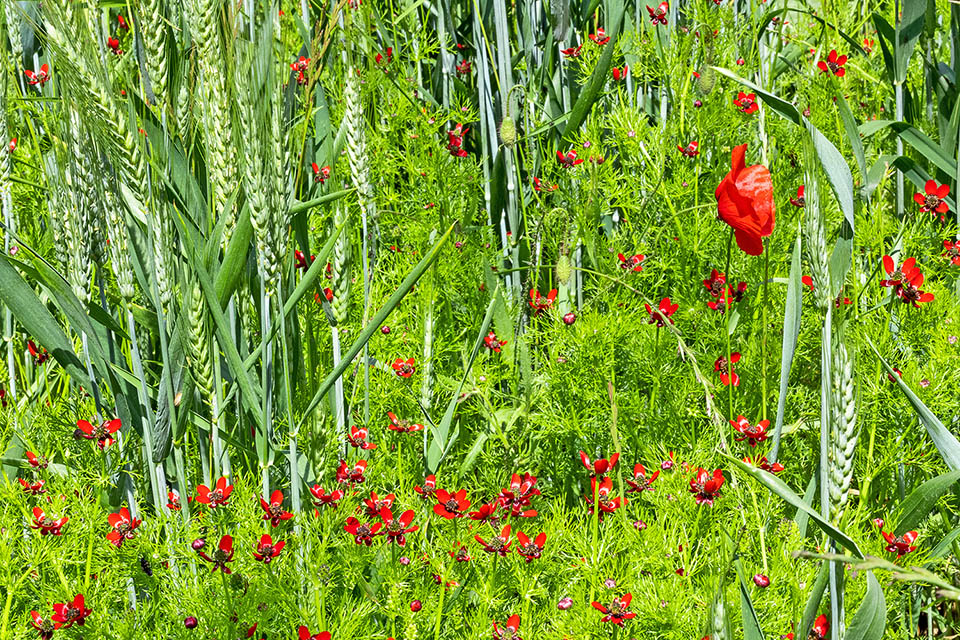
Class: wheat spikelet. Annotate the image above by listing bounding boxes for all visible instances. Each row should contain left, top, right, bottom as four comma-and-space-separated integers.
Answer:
185, 278, 214, 400
343, 71, 374, 220
711, 592, 729, 640
829, 337, 857, 521
801, 139, 830, 310
151, 211, 174, 313
137, 0, 168, 102
4, 3, 22, 70
0, 62, 12, 251
63, 109, 94, 303
100, 168, 137, 300
330, 203, 351, 324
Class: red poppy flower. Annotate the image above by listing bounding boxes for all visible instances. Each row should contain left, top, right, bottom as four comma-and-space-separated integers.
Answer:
336, 459, 368, 485
167, 490, 182, 511
76, 418, 122, 450
580, 451, 620, 477
677, 141, 699, 157
561, 44, 582, 57
484, 331, 508, 352
456, 60, 472, 75
31, 507, 68, 535
347, 424, 377, 449
556, 150, 583, 168
733, 91, 759, 114
612, 66, 628, 81
625, 463, 659, 492
51, 594, 91, 629
644, 297, 678, 327
433, 488, 471, 519
475, 523, 513, 556
586, 476, 626, 517
197, 534, 235, 573
298, 627, 331, 640
714, 352, 741, 386
25, 451, 48, 469
533, 177, 558, 192
493, 615, 522, 640
30, 611, 61, 640
391, 357, 416, 378
107, 37, 122, 55
731, 415, 769, 447
790, 185, 805, 207
817, 49, 847, 76
810, 614, 830, 639
914, 180, 950, 220
414, 474, 437, 500
944, 240, 960, 266
689, 468, 725, 506
896, 269, 935, 307
19, 477, 45, 495
387, 411, 423, 433
309, 485, 344, 509
647, 3, 668, 25
27, 340, 48, 364
618, 253, 645, 272
529, 288, 558, 315
515, 531, 546, 562
24, 64, 50, 86
195, 476, 233, 508
744, 456, 784, 473
343, 516, 382, 545
716, 143, 775, 255
260, 489, 294, 527
380, 507, 418, 546
880, 529, 918, 558
589, 29, 610, 45
311, 163, 330, 184
498, 473, 540, 517
362, 491, 396, 518
591, 593, 636, 625
106, 507, 141, 547
253, 534, 285, 563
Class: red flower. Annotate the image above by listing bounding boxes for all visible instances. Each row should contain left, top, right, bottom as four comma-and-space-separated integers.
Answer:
914, 180, 950, 221
644, 297, 678, 327
591, 593, 636, 625
25, 451, 48, 469
475, 523, 513, 556
298, 626, 331, 640
107, 37, 122, 55
27, 340, 48, 364
880, 255, 917, 288
468, 502, 500, 523
702, 269, 727, 297
492, 614, 522, 640
19, 477, 45, 495
336, 459, 368, 485
484, 331, 508, 352
556, 150, 583, 168
166, 490, 182, 511
944, 239, 960, 266
195, 476, 233, 508
380, 507, 418, 546
387, 411, 423, 433
106, 507, 141, 547
51, 595, 91, 629
715, 143, 775, 255
677, 141, 699, 157
347, 424, 376, 449
309, 485, 344, 509
24, 64, 50, 86
497, 473, 540, 517
810, 614, 830, 639
881, 529, 918, 558
414, 474, 437, 500
646, 3, 668, 25
290, 56, 310, 85
580, 451, 620, 477
260, 489, 294, 527
343, 516, 382, 545
802, 275, 815, 292
612, 66, 628, 81
253, 534, 285, 563
447, 122, 469, 158
689, 468, 725, 506
533, 177, 558, 192
744, 456, 784, 474
433, 488, 471, 519
790, 185, 805, 207
896, 269, 935, 307
30, 611, 61, 640
863, 37, 874, 53
311, 163, 331, 184
733, 91, 759, 114
625, 464, 659, 492
450, 541, 472, 562
117, 15, 128, 30
76, 418, 122, 450
589, 29, 610, 45
375, 47, 393, 65
31, 507, 67, 536
817, 49, 847, 76
197, 535, 235, 573
714, 352, 741, 386
362, 491, 396, 518
456, 60, 472, 75
392, 357, 416, 378
731, 415, 770, 447
618, 253, 645, 272
515, 531, 546, 562
561, 44, 582, 57
586, 476, 625, 517
529, 288, 557, 315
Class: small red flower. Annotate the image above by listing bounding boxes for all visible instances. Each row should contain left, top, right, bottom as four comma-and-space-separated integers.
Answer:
733, 91, 759, 114
589, 29, 610, 45
880, 256, 916, 288
817, 49, 847, 76
498, 472, 540, 517
387, 411, 423, 433
298, 627, 331, 640
533, 177, 558, 192
253, 534, 285, 563
336, 459, 368, 485
644, 297, 678, 327
689, 468, 725, 506
195, 476, 233, 508
7, 137, 15, 153
433, 488, 470, 519
731, 415, 770, 447
30, 611, 61, 640
625, 463, 659, 492
347, 424, 377, 449
106, 507, 141, 547
810, 614, 830, 639
561, 44, 583, 57
107, 37, 122, 55
591, 593, 636, 625
702, 269, 727, 297
290, 56, 310, 85
76, 418, 122, 450
914, 180, 950, 220
343, 516, 382, 545
117, 15, 129, 30
392, 357, 416, 378
484, 331, 508, 352
468, 502, 500, 523
197, 534, 235, 573
881, 529, 918, 558
863, 37, 874, 53
18, 477, 45, 495
311, 163, 331, 184
790, 185, 805, 207
450, 541, 472, 562
586, 476, 626, 517
260, 489, 294, 527
744, 456, 784, 474
24, 64, 50, 86
493, 614, 522, 640
896, 269, 935, 307
414, 474, 437, 500
944, 240, 960, 266
580, 451, 620, 477
166, 490, 182, 511
380, 507, 418, 546
27, 340, 48, 364
456, 60, 472, 75
447, 123, 469, 158
31, 507, 68, 535
475, 523, 513, 556
618, 253, 645, 272
375, 47, 393, 65
612, 66, 629, 81
515, 531, 546, 562
309, 485, 344, 509
646, 2, 668, 25
677, 141, 699, 157
362, 491, 396, 518
714, 352, 741, 386
556, 150, 583, 168
26, 451, 48, 469
529, 288, 557, 315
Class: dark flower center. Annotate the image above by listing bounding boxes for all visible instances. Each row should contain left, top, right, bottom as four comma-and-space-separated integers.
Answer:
925, 194, 941, 210
739, 97, 754, 109
64, 607, 79, 620
455, 548, 470, 561
260, 544, 274, 556
716, 357, 729, 374
899, 284, 922, 302
357, 524, 371, 536
445, 499, 460, 512
214, 549, 230, 562
116, 522, 131, 535
42, 517, 53, 527
269, 504, 284, 518
520, 542, 540, 558
210, 489, 223, 503
795, 196, 805, 206
827, 61, 840, 73
489, 537, 506, 551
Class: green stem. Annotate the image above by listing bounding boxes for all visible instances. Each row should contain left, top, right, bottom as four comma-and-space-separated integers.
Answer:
220, 569, 237, 639
724, 228, 735, 423
761, 245, 770, 421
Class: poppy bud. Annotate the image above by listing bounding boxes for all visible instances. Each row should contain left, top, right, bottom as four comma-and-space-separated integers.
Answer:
184, 616, 198, 629
558, 597, 573, 610
381, 326, 391, 335
555, 254, 572, 284
696, 65, 715, 94
410, 600, 422, 612
753, 574, 770, 588
499, 116, 517, 149
694, 99, 702, 108
191, 538, 206, 551
400, 556, 410, 565
562, 312, 576, 325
